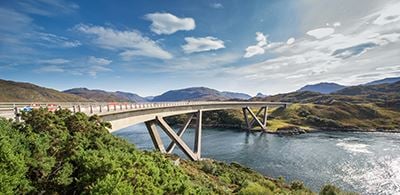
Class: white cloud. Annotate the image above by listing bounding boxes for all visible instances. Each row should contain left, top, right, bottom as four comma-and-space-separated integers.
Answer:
227, 1, 400, 94
18, 0, 79, 16
244, 46, 265, 58
86, 56, 112, 76
286, 37, 295, 45
306, 27, 335, 39
88, 56, 111, 65
76, 24, 172, 60
181, 36, 225, 53
210, 3, 223, 9
333, 22, 341, 27
36, 65, 65, 73
144, 12, 195, 35
244, 32, 268, 58
38, 58, 70, 64
372, 2, 400, 25
37, 33, 81, 48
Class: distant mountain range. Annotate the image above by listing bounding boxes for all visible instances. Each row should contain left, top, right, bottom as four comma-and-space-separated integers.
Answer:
297, 77, 400, 94
0, 79, 88, 102
63, 88, 148, 102
365, 77, 400, 86
255, 81, 400, 111
297, 82, 346, 94
0, 76, 399, 102
152, 87, 251, 102
254, 93, 267, 98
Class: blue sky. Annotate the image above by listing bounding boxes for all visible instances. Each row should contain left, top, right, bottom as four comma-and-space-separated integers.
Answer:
0, 0, 399, 96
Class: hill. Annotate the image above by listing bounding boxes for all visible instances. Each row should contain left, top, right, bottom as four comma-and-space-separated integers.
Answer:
335, 81, 400, 96
64, 88, 128, 102
244, 81, 400, 131
221, 91, 251, 100
115, 91, 148, 102
297, 82, 346, 94
0, 79, 88, 102
153, 87, 232, 101
365, 77, 400, 85
64, 88, 147, 102
254, 92, 267, 98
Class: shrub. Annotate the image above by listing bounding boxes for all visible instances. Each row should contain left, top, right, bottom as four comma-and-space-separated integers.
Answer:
238, 182, 273, 195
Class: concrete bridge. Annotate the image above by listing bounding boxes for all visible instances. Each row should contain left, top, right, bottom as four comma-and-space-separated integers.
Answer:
0, 101, 289, 160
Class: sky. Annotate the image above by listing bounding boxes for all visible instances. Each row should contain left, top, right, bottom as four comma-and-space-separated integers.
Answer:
0, 0, 399, 96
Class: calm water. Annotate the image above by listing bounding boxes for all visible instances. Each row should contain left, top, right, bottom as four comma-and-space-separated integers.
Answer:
113, 124, 400, 194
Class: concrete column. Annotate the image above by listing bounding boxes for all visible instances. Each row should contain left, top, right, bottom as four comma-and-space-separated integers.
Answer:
263, 106, 269, 126
242, 107, 251, 129
194, 110, 203, 159
145, 120, 166, 153
14, 107, 20, 122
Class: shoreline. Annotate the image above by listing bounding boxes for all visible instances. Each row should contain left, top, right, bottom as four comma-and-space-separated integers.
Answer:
198, 124, 400, 134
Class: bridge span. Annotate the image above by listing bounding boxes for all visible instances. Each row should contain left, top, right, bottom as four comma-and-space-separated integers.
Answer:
0, 101, 289, 160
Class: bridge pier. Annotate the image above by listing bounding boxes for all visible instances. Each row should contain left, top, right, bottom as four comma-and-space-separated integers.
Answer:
242, 106, 268, 131
145, 110, 203, 161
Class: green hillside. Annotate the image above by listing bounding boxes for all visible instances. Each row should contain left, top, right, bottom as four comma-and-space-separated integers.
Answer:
0, 109, 353, 194
0, 79, 88, 102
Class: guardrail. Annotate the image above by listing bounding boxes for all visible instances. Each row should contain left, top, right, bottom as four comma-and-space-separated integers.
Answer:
0, 101, 289, 122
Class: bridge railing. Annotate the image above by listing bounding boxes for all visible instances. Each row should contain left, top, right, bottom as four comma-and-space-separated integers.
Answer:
0, 101, 289, 120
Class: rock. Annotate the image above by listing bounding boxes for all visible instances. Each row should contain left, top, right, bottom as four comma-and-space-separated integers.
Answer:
276, 126, 307, 135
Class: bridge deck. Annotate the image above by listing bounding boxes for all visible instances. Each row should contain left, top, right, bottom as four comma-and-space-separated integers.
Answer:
0, 101, 289, 131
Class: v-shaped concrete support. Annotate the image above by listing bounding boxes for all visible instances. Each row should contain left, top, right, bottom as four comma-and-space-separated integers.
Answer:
145, 110, 203, 161
242, 106, 268, 131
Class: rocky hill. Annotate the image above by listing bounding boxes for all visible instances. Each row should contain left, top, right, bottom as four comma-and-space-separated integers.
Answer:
297, 82, 346, 94
0, 79, 88, 102
152, 87, 251, 101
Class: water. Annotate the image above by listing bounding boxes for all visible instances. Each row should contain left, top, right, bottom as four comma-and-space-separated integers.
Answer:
113, 124, 400, 194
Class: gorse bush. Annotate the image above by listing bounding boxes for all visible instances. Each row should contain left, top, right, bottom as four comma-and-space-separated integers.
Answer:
0, 108, 198, 194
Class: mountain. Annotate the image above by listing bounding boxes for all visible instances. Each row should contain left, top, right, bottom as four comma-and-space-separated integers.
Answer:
0, 79, 88, 102
335, 81, 400, 96
254, 93, 267, 98
365, 77, 400, 86
152, 87, 227, 101
115, 91, 148, 102
221, 91, 251, 100
64, 88, 126, 102
145, 96, 155, 101
297, 82, 346, 94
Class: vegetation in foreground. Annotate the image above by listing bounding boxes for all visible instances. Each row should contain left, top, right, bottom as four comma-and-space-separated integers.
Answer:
0, 109, 354, 194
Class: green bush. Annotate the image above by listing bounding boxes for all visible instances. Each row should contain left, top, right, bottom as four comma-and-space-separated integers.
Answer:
0, 109, 198, 194
320, 184, 357, 195
238, 182, 273, 195
306, 115, 341, 128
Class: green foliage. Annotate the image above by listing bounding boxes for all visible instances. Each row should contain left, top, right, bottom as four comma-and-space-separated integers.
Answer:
0, 109, 198, 194
305, 115, 341, 128
238, 182, 273, 195
319, 184, 357, 195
